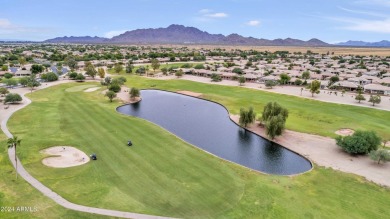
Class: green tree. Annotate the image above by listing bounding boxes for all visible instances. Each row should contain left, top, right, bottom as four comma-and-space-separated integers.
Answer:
301, 71, 310, 80
368, 95, 381, 106
18, 57, 26, 67
265, 80, 277, 89
30, 64, 44, 74
336, 130, 381, 154
328, 75, 339, 86
232, 68, 243, 74
0, 87, 9, 96
239, 107, 256, 127
369, 149, 390, 164
151, 59, 160, 72
4, 93, 22, 104
261, 102, 289, 139
355, 90, 366, 103
18, 77, 29, 87
129, 87, 140, 100
279, 73, 291, 85
7, 136, 21, 179
85, 63, 97, 79
68, 72, 78, 80
98, 68, 105, 79
175, 69, 183, 78
104, 76, 112, 86
1, 65, 8, 71
42, 72, 58, 82
27, 75, 41, 92
108, 83, 121, 93
161, 67, 168, 75
114, 63, 123, 74
75, 73, 85, 82
105, 90, 117, 102
308, 80, 321, 97
4, 73, 13, 79
65, 57, 77, 70
126, 60, 134, 73
211, 73, 222, 82
3, 78, 18, 87
238, 76, 246, 86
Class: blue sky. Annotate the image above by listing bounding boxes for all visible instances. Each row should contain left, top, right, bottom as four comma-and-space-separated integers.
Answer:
0, 0, 389, 42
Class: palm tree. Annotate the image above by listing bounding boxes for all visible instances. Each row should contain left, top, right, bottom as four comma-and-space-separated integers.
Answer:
7, 136, 21, 179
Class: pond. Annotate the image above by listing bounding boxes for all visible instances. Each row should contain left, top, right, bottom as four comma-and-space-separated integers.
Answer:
117, 90, 312, 175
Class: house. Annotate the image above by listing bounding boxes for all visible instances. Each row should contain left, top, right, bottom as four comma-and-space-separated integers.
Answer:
14, 70, 31, 77
364, 84, 390, 95
330, 81, 359, 91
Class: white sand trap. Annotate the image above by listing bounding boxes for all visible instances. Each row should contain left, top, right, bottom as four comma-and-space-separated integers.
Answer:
385, 141, 390, 148
177, 90, 203, 97
41, 146, 90, 168
84, 87, 100, 92
335, 128, 355, 136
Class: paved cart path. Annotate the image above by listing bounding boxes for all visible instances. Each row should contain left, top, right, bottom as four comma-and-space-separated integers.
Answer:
0, 80, 174, 219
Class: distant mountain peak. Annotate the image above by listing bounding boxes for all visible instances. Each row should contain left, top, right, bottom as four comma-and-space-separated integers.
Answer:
45, 24, 329, 46
336, 40, 390, 47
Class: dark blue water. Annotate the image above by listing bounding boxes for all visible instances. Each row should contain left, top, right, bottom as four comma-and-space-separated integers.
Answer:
117, 90, 312, 175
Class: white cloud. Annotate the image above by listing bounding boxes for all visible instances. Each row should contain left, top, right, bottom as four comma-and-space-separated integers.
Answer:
104, 30, 127, 38
199, 9, 212, 14
329, 16, 390, 33
0, 18, 50, 35
338, 6, 387, 18
345, 18, 390, 33
0, 18, 12, 28
246, 20, 261, 26
205, 12, 228, 18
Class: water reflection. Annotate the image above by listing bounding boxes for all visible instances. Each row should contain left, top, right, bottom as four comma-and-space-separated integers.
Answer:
117, 90, 312, 175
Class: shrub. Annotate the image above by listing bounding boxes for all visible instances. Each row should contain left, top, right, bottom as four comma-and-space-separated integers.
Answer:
4, 93, 22, 104
41, 72, 58, 82
108, 83, 121, 93
181, 63, 192, 68
369, 149, 390, 164
211, 73, 222, 82
294, 79, 303, 85
194, 64, 205, 69
4, 73, 13, 79
75, 73, 85, 82
336, 130, 381, 154
68, 72, 78, 79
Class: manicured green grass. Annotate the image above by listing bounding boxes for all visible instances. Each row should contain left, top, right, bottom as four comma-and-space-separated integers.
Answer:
4, 82, 390, 218
108, 62, 203, 75
0, 132, 111, 219
8, 83, 244, 218
123, 75, 390, 139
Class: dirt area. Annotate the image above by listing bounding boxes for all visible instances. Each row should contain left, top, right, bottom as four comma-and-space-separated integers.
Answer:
177, 90, 203, 97
41, 146, 90, 168
84, 87, 100, 92
335, 129, 355, 136
230, 115, 390, 187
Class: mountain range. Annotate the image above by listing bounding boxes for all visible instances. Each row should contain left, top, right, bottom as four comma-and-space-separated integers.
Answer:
44, 24, 329, 46
43, 25, 389, 47
336, 40, 390, 47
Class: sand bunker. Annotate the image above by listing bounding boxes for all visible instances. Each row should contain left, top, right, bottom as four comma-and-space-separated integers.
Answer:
335, 128, 355, 136
41, 146, 90, 168
84, 87, 100, 92
385, 141, 390, 148
177, 90, 203, 97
